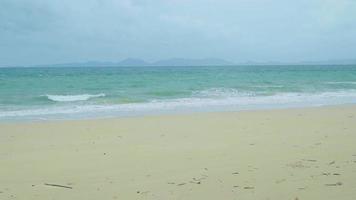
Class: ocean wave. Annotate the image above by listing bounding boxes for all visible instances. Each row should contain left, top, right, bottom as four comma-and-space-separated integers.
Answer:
192, 88, 255, 98
45, 93, 106, 102
325, 81, 356, 85
2, 90, 356, 119
251, 85, 284, 88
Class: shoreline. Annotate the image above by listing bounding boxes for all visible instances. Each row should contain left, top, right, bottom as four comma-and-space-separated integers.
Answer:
1, 105, 356, 199
1, 103, 356, 124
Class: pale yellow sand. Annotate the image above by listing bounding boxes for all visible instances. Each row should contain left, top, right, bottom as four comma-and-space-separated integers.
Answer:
1, 106, 356, 200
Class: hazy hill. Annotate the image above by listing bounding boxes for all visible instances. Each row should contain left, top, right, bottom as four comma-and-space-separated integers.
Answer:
30, 58, 234, 67
153, 58, 233, 66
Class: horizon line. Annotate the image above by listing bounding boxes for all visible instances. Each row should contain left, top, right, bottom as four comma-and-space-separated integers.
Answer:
1, 58, 356, 68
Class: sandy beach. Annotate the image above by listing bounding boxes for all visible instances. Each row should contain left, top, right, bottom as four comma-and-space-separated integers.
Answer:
1, 105, 356, 200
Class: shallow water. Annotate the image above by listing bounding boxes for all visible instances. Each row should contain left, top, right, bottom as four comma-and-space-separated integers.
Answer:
1, 65, 356, 120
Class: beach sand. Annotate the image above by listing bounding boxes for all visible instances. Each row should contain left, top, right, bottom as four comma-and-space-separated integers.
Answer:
1, 105, 356, 200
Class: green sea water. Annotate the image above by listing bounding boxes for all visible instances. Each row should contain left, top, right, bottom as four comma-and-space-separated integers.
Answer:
1, 65, 356, 120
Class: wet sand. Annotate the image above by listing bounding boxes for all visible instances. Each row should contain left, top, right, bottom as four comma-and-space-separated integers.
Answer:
1, 105, 356, 199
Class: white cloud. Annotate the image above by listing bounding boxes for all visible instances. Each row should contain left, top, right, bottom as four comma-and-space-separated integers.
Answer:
0, 0, 355, 66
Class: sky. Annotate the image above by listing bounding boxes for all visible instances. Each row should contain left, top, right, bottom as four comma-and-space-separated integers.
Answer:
0, 0, 356, 66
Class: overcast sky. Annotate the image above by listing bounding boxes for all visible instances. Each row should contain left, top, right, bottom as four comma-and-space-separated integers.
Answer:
1, 0, 356, 66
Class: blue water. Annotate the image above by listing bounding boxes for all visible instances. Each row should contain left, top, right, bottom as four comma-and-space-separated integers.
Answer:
1, 65, 356, 121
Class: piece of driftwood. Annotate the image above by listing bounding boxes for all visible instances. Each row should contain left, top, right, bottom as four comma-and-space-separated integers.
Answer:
44, 183, 73, 189
325, 182, 342, 186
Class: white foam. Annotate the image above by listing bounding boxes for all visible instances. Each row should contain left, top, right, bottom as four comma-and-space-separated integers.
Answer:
325, 81, 356, 85
2, 90, 356, 120
192, 88, 255, 98
45, 93, 106, 102
251, 85, 284, 88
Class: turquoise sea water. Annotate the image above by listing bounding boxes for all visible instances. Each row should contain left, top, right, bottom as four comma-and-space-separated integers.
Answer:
1, 65, 356, 121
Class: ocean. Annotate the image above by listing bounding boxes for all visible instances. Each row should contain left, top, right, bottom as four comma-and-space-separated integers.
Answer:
1, 65, 356, 121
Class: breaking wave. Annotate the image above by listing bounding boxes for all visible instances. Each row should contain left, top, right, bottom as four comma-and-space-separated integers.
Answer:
2, 90, 356, 120
45, 94, 106, 102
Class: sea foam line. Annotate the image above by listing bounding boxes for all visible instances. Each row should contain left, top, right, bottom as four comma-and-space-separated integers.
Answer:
2, 90, 356, 119
45, 93, 106, 102
325, 81, 356, 85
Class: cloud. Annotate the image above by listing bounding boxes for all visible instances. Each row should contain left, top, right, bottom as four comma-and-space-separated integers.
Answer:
0, 0, 55, 33
0, 0, 355, 66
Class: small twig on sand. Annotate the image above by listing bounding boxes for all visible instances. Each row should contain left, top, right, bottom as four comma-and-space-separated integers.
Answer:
44, 183, 73, 189
325, 182, 342, 186
303, 159, 317, 162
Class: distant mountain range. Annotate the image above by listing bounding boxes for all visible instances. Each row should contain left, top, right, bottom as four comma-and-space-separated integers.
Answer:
37, 58, 234, 67
239, 59, 356, 66
3, 58, 356, 68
